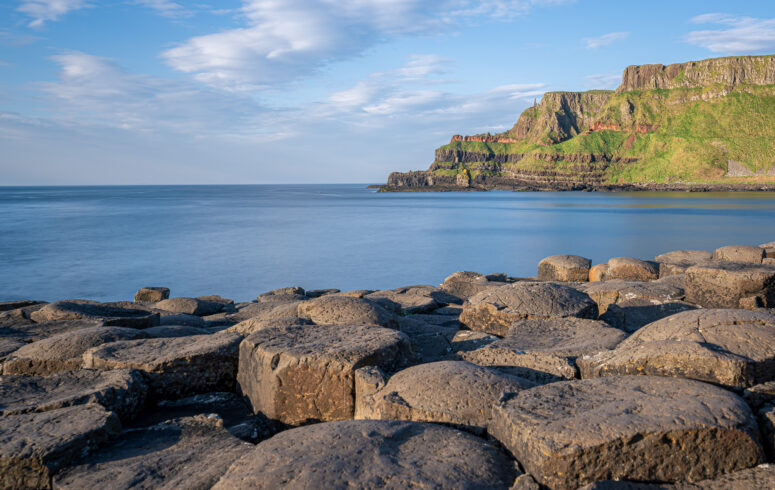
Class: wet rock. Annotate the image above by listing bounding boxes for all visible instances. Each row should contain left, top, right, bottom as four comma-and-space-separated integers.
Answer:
461, 318, 626, 380
297, 295, 399, 329
83, 333, 242, 399
655, 250, 713, 277
226, 316, 310, 336
212, 420, 518, 489
0, 404, 120, 489
154, 297, 224, 316
143, 325, 210, 338
133, 287, 169, 303
3, 326, 148, 376
589, 263, 609, 282
30, 301, 159, 329
0, 369, 146, 421
489, 376, 763, 489
606, 257, 659, 282
356, 360, 533, 432
538, 254, 591, 282
397, 317, 455, 363
578, 309, 775, 389
237, 324, 412, 425
576, 280, 685, 317
685, 262, 775, 308
460, 282, 597, 336
599, 298, 698, 332
53, 415, 252, 490
713, 245, 765, 264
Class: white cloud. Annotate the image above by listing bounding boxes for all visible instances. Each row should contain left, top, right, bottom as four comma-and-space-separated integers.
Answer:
584, 72, 621, 89
582, 32, 629, 49
133, 0, 190, 18
162, 0, 570, 90
17, 0, 90, 27
688, 14, 775, 53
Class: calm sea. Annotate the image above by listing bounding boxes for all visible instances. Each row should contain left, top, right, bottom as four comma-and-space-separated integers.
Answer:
1, 185, 774, 302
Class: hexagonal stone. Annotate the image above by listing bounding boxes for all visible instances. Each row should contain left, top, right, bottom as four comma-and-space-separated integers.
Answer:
0, 319, 104, 343
154, 297, 224, 316
462, 318, 627, 381
29, 301, 159, 328
713, 245, 765, 264
83, 333, 242, 399
212, 420, 518, 489
356, 360, 533, 432
450, 330, 499, 354
133, 287, 169, 303
396, 316, 455, 363
489, 376, 763, 489
577, 309, 775, 389
226, 316, 310, 336
366, 285, 457, 315
237, 324, 412, 425
460, 282, 598, 337
438, 270, 507, 301
297, 296, 399, 328
0, 369, 145, 422
53, 415, 252, 489
538, 255, 591, 282
685, 262, 775, 308
576, 280, 685, 317
606, 257, 659, 282
599, 298, 697, 332
654, 250, 713, 277
3, 326, 148, 376
225, 300, 302, 323
589, 263, 609, 282
0, 404, 121, 489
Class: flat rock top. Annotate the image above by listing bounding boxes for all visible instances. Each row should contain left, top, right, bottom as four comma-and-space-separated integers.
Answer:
489, 318, 627, 355
5, 326, 147, 363
617, 309, 775, 360
54, 415, 253, 490
654, 250, 713, 264
84, 333, 242, 366
297, 296, 398, 328
30, 300, 156, 324
143, 325, 209, 338
687, 261, 775, 275
467, 282, 597, 318
243, 324, 408, 368
212, 420, 518, 489
713, 245, 765, 262
369, 360, 533, 420
493, 376, 756, 451
539, 255, 591, 268
0, 369, 143, 416
608, 257, 657, 268
0, 319, 105, 343
577, 280, 684, 302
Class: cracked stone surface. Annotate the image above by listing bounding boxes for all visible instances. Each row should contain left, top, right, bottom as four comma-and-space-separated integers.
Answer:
489, 376, 763, 489
212, 420, 518, 489
578, 309, 775, 389
237, 324, 412, 425
297, 296, 399, 328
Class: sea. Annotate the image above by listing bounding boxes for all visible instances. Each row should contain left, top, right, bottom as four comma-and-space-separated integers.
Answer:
1, 185, 774, 302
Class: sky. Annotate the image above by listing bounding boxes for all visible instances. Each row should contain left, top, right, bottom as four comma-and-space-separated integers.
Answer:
2, 1, 775, 185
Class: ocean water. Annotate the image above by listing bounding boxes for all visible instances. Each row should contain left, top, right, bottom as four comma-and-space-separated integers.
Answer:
0, 185, 774, 302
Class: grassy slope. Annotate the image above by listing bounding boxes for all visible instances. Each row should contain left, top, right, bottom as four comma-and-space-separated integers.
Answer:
434, 85, 775, 183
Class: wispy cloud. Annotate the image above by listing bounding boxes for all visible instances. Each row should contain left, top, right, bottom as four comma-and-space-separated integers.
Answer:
582, 32, 629, 49
584, 72, 621, 89
162, 0, 569, 91
688, 14, 775, 53
17, 0, 91, 27
133, 0, 191, 18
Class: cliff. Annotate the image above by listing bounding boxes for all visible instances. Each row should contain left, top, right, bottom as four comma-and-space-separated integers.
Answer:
382, 54, 775, 191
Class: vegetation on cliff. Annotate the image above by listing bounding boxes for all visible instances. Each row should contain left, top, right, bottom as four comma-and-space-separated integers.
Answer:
398, 55, 775, 187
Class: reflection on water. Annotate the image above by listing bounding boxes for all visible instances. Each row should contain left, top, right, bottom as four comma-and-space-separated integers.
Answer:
0, 185, 773, 302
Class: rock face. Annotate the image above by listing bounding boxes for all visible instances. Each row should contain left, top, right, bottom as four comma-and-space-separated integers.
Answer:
576, 279, 685, 317
0, 404, 121, 489
212, 420, 518, 490
3, 326, 148, 376
53, 415, 252, 490
599, 298, 697, 332
462, 318, 627, 381
713, 245, 765, 264
606, 257, 659, 282
678, 464, 775, 490
30, 301, 159, 329
83, 333, 242, 399
617, 55, 775, 92
238, 324, 412, 425
0, 369, 146, 421
133, 287, 170, 303
297, 296, 399, 328
356, 360, 533, 431
685, 262, 775, 308
154, 297, 224, 316
460, 282, 598, 336
655, 250, 712, 276
489, 376, 763, 489
538, 254, 591, 282
577, 309, 775, 389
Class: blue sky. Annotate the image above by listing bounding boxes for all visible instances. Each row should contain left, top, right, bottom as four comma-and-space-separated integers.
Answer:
2, 0, 775, 184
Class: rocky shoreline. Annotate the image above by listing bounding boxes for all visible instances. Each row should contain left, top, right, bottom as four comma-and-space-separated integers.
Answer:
2, 242, 775, 488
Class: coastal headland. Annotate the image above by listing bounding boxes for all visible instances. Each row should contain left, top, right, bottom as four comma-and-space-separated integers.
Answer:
381, 55, 775, 192
2, 241, 775, 487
